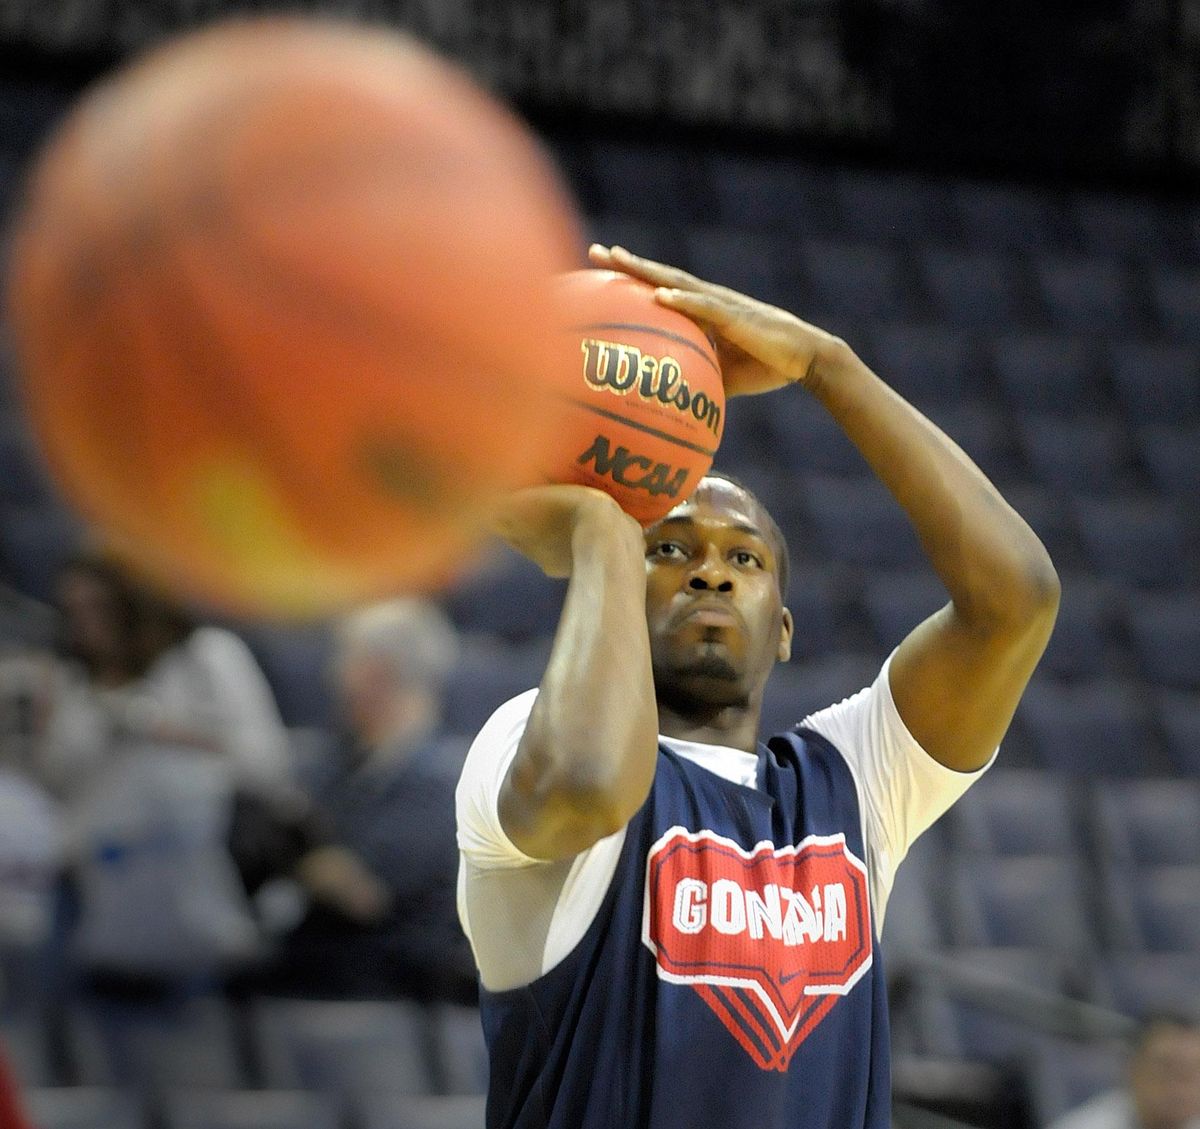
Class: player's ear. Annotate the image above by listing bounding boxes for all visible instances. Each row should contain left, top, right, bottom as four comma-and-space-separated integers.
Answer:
777, 607, 793, 663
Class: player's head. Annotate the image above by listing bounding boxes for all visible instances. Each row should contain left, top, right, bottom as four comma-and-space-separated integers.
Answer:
643, 472, 793, 715
1130, 1013, 1200, 1129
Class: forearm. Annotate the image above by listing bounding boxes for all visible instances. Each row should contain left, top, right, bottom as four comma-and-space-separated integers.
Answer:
808, 344, 1059, 626
504, 504, 658, 856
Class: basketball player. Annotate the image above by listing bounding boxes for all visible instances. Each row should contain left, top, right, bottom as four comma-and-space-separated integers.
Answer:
455, 245, 1060, 1128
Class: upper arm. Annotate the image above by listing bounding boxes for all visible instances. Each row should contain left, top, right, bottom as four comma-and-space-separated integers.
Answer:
889, 588, 1059, 773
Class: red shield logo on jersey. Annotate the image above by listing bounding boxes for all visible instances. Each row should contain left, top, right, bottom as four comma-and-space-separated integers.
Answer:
642, 827, 873, 1071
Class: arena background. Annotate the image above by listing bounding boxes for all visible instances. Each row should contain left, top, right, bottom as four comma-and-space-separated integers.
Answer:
0, 2, 1198, 1128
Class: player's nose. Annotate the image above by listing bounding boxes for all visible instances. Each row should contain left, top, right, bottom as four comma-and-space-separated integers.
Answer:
687, 546, 734, 593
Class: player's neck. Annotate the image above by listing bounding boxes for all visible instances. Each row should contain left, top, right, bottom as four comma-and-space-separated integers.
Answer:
657, 700, 760, 754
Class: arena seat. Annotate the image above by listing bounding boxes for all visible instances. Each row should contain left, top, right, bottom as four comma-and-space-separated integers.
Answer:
798, 473, 925, 570
586, 139, 702, 224
916, 247, 1027, 328
1103, 865, 1200, 953
762, 391, 867, 476
1036, 575, 1123, 681
1032, 254, 1139, 334
238, 623, 335, 730
443, 637, 551, 737
160, 1089, 342, 1129
951, 181, 1067, 252
879, 827, 947, 957
1148, 265, 1200, 340
909, 947, 1079, 1064
442, 547, 566, 644
21, 1087, 146, 1129
1072, 495, 1193, 590
0, 1011, 55, 1088
252, 997, 435, 1098
1124, 591, 1200, 692
1094, 952, 1200, 1016
946, 770, 1080, 859
1089, 778, 1200, 871
1016, 677, 1161, 777
1013, 414, 1133, 496
799, 239, 911, 323
1023, 1037, 1126, 1129
858, 569, 946, 652
766, 563, 843, 663
427, 1005, 488, 1096
990, 333, 1108, 415
1158, 690, 1200, 775
946, 855, 1094, 953
702, 152, 836, 233
758, 651, 879, 735
831, 169, 954, 244
358, 1093, 487, 1129
67, 993, 246, 1091
683, 225, 791, 306
1068, 192, 1173, 260
0, 505, 82, 604
1133, 423, 1200, 500
1107, 340, 1200, 425
1000, 484, 1088, 571
868, 323, 985, 407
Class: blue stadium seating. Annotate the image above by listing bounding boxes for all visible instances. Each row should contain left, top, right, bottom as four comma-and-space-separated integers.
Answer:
1107, 341, 1200, 425
990, 333, 1109, 415
702, 153, 836, 234
22, 1087, 146, 1129
67, 994, 246, 1091
1068, 192, 1173, 260
161, 1090, 342, 1129
1037, 575, 1123, 680
442, 547, 566, 644
1133, 423, 1200, 500
1089, 778, 1200, 870
0, 505, 82, 604
1124, 591, 1200, 692
1073, 495, 1194, 590
1032, 254, 1139, 334
951, 182, 1067, 252
858, 570, 945, 652
443, 637, 550, 737
427, 1005, 488, 1096
868, 323, 986, 407
798, 473, 924, 570
798, 239, 911, 324
359, 1094, 487, 1129
1016, 677, 1162, 777
946, 770, 1080, 858
1013, 414, 1133, 495
1148, 265, 1200, 339
1159, 690, 1200, 775
1023, 1038, 1126, 1129
946, 855, 1094, 952
1101, 864, 1200, 952
252, 997, 435, 1098
917, 247, 1027, 328
585, 215, 680, 264
1095, 952, 1200, 1017
832, 170, 955, 244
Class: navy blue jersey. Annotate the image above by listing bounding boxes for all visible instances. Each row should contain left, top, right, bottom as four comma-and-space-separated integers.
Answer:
479, 727, 890, 1129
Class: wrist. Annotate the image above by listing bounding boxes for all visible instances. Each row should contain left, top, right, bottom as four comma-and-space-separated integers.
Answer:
803, 337, 862, 403
570, 493, 644, 566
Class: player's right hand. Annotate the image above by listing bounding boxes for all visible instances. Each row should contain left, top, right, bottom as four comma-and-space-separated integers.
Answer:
490, 484, 641, 579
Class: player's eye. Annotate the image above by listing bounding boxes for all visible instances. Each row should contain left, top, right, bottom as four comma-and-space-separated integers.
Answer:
732, 549, 764, 568
649, 541, 686, 561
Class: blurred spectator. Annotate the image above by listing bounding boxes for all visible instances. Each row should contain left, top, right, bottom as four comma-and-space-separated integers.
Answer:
35, 552, 291, 805
1049, 1015, 1200, 1129
22, 551, 294, 984
254, 598, 477, 1004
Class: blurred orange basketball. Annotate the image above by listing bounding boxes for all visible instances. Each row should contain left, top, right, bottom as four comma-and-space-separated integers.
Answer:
548, 269, 724, 524
4, 17, 582, 619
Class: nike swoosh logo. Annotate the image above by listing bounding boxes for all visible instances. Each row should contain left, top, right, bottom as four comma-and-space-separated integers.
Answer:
778, 969, 805, 986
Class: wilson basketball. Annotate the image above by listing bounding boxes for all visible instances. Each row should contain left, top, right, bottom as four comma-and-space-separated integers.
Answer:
549, 269, 725, 524
4, 18, 581, 619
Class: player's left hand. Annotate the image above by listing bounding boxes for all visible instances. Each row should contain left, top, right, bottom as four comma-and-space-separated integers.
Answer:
588, 244, 847, 398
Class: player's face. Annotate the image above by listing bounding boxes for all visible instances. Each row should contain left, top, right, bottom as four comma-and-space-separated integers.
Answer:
643, 479, 792, 711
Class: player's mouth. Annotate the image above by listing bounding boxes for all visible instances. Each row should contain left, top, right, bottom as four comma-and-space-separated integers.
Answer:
675, 600, 743, 631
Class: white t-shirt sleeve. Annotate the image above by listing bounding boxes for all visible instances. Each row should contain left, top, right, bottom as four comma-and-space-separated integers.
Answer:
801, 650, 995, 926
455, 689, 546, 870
